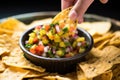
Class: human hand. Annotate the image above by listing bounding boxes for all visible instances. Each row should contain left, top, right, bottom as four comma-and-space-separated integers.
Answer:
61, 0, 108, 23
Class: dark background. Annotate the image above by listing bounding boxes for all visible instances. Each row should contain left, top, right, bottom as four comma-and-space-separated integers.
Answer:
0, 0, 119, 20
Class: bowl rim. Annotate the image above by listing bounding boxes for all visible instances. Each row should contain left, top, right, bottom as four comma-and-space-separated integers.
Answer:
19, 26, 93, 61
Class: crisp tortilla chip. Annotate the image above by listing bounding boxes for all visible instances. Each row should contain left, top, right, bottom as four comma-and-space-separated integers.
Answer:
0, 47, 9, 56
94, 32, 114, 44
77, 66, 89, 80
0, 18, 21, 30
65, 72, 77, 80
0, 18, 26, 30
96, 40, 109, 50
28, 18, 52, 28
79, 46, 120, 78
9, 47, 24, 57
78, 21, 111, 36
52, 7, 77, 29
111, 55, 120, 65
0, 28, 13, 34
2, 55, 45, 73
112, 64, 120, 80
94, 70, 113, 80
79, 59, 112, 79
0, 61, 6, 72
0, 67, 29, 80
24, 70, 48, 78
0, 34, 13, 51
109, 36, 120, 46
0, 18, 26, 35
109, 31, 120, 46
85, 47, 103, 60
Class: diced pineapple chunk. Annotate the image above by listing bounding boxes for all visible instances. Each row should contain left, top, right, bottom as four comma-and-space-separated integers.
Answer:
58, 31, 64, 36
72, 41, 77, 48
42, 39, 49, 44
62, 33, 69, 38
56, 50, 64, 57
79, 47, 85, 53
47, 31, 54, 40
40, 29, 46, 36
76, 37, 85, 42
28, 37, 34, 44
54, 34, 61, 42
59, 42, 66, 47
29, 32, 36, 38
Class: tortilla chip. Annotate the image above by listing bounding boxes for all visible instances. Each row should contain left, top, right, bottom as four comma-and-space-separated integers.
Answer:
77, 66, 89, 80
109, 33, 120, 46
28, 18, 52, 28
111, 55, 120, 65
79, 46, 120, 78
0, 47, 9, 56
96, 39, 109, 50
94, 32, 114, 44
24, 70, 48, 78
109, 36, 120, 46
0, 18, 25, 30
0, 67, 29, 80
112, 64, 120, 80
0, 61, 6, 72
52, 7, 77, 30
85, 48, 103, 60
0, 18, 26, 35
65, 72, 77, 80
94, 70, 113, 80
90, 22, 111, 34
0, 34, 13, 51
79, 60, 112, 78
2, 55, 45, 73
78, 21, 111, 36
0, 28, 13, 34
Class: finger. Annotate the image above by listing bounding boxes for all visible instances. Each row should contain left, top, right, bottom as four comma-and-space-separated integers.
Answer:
100, 0, 108, 4
61, 0, 74, 10
69, 0, 94, 23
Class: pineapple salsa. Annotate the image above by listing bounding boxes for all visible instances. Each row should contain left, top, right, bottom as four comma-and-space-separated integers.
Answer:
25, 23, 88, 58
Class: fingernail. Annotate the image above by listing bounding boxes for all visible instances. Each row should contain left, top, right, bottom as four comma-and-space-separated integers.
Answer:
69, 10, 78, 21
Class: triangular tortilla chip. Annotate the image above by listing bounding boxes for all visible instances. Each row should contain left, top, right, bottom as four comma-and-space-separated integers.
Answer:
52, 7, 77, 30
79, 46, 120, 78
0, 67, 29, 80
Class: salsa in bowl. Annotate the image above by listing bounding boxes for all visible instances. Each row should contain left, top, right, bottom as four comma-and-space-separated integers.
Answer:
19, 23, 93, 73
25, 23, 89, 58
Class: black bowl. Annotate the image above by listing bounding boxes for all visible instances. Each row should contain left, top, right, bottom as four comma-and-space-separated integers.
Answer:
19, 25, 93, 74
